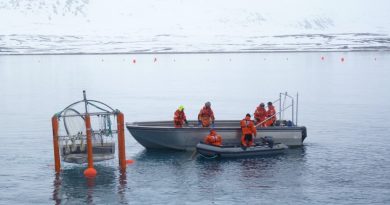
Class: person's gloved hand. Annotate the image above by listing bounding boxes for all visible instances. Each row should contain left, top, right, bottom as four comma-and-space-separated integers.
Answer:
185, 120, 189, 125
211, 121, 215, 128
198, 120, 202, 126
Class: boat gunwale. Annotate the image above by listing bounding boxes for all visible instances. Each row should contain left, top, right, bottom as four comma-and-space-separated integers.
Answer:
126, 121, 306, 131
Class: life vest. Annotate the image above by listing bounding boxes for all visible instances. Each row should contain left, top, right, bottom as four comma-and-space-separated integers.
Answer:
204, 134, 222, 146
265, 105, 276, 126
254, 107, 267, 125
198, 106, 215, 127
267, 106, 276, 121
240, 119, 256, 147
198, 107, 215, 119
240, 119, 257, 135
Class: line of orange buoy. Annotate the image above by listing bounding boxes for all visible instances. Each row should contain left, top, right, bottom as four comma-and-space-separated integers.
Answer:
125, 55, 381, 64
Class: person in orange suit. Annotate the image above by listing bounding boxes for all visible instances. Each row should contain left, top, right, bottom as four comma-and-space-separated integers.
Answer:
265, 102, 277, 127
254, 102, 267, 127
198, 101, 215, 127
173, 105, 188, 128
204, 128, 222, 146
240, 113, 257, 147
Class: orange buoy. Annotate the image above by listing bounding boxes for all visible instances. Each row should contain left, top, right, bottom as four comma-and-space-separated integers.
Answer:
84, 167, 97, 178
126, 159, 135, 165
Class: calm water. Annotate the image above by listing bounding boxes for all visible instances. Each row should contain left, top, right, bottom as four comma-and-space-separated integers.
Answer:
0, 52, 390, 204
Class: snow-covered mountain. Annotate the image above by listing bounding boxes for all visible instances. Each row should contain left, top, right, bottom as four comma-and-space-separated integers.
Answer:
0, 0, 389, 54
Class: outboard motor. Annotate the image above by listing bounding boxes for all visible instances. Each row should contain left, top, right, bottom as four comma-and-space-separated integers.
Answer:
262, 136, 274, 148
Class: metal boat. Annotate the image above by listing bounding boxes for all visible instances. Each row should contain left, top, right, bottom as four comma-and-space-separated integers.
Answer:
196, 142, 288, 158
127, 120, 306, 151
126, 92, 307, 151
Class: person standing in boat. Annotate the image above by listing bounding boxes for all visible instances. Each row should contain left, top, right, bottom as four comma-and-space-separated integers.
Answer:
173, 105, 189, 128
240, 113, 257, 147
204, 128, 222, 146
266, 102, 277, 126
198, 101, 215, 127
254, 102, 267, 127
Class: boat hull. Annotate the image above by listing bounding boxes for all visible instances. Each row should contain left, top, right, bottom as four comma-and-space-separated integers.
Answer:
126, 121, 307, 151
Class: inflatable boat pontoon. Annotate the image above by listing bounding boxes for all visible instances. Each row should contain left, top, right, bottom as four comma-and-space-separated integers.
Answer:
196, 142, 288, 158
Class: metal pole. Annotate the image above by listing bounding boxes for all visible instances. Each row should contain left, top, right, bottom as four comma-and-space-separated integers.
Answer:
296, 92, 299, 126
279, 93, 282, 120
292, 98, 294, 126
83, 90, 88, 114
52, 115, 61, 173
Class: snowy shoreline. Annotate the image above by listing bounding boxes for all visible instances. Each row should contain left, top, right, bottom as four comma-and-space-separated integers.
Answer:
1, 32, 389, 55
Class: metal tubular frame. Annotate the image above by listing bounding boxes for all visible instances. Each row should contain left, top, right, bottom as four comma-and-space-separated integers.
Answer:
51, 90, 127, 175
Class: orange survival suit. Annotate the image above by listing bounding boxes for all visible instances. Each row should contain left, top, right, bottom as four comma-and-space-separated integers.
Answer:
254, 106, 267, 127
204, 129, 222, 146
266, 105, 276, 127
198, 106, 215, 127
174, 109, 187, 128
240, 115, 257, 147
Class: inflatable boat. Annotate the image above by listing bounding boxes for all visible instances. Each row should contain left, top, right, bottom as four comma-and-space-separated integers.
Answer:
196, 142, 288, 158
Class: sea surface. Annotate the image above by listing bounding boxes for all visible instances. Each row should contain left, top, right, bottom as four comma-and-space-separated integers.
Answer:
0, 52, 390, 204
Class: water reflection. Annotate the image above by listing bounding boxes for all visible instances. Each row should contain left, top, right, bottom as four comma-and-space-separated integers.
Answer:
133, 149, 196, 168
52, 165, 128, 204
134, 149, 191, 160
195, 147, 307, 189
117, 170, 128, 205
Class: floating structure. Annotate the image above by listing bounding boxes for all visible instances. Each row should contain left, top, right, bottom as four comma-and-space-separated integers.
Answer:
196, 142, 288, 158
51, 91, 126, 177
127, 92, 307, 151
